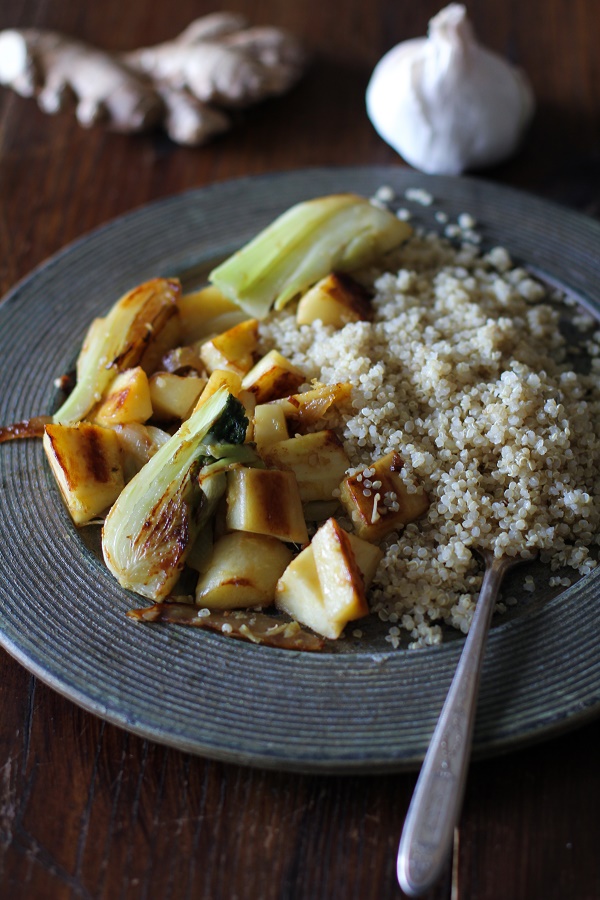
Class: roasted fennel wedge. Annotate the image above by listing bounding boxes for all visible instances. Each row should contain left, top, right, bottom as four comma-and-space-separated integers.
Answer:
54, 278, 181, 425
209, 193, 412, 317
102, 388, 248, 601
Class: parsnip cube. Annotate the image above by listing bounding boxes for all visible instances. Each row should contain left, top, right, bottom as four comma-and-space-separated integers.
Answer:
43, 423, 124, 525
261, 430, 350, 502
193, 369, 242, 410
269, 382, 352, 429
91, 367, 153, 426
275, 519, 378, 639
253, 404, 289, 449
311, 518, 369, 626
241, 350, 305, 403
226, 467, 308, 544
339, 451, 429, 541
179, 285, 248, 341
199, 318, 259, 376
195, 532, 293, 609
149, 372, 206, 421
296, 272, 373, 327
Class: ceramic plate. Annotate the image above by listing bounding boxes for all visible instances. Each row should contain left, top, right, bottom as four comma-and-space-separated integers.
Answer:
1, 167, 599, 773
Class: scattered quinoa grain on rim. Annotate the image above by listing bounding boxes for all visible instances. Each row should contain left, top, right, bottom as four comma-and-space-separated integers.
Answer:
259, 228, 600, 648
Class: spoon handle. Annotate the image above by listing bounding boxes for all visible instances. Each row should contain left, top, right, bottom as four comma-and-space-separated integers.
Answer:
397, 554, 511, 897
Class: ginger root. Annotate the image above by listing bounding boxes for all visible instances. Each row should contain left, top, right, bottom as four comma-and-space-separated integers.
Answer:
0, 29, 161, 132
0, 14, 306, 146
124, 12, 306, 107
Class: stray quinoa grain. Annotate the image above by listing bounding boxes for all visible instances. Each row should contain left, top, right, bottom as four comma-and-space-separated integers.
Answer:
259, 230, 600, 648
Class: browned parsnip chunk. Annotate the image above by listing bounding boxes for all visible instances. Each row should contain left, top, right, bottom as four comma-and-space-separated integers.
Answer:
340, 451, 429, 541
195, 532, 293, 609
226, 467, 309, 544
296, 272, 373, 326
275, 518, 382, 639
241, 350, 305, 403
91, 367, 153, 426
199, 318, 259, 376
43, 422, 124, 524
148, 372, 206, 421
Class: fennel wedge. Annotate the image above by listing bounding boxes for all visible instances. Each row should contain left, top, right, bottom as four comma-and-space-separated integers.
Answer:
102, 388, 248, 601
209, 193, 412, 317
54, 278, 181, 425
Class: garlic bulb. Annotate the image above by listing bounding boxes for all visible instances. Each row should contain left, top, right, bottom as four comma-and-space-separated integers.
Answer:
366, 3, 535, 175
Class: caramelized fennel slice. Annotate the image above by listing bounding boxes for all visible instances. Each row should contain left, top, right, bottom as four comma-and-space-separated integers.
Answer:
0, 416, 52, 442
127, 603, 325, 651
53, 277, 181, 425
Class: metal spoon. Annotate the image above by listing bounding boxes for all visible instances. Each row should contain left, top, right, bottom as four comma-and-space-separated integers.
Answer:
397, 549, 531, 896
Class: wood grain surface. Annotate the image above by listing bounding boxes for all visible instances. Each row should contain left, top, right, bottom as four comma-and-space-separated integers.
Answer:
1, 1, 599, 898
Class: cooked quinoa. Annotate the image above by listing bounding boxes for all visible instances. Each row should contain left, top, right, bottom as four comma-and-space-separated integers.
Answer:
259, 229, 600, 648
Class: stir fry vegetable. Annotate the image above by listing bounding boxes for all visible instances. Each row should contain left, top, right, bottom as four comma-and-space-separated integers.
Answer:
209, 193, 411, 317
2, 194, 431, 650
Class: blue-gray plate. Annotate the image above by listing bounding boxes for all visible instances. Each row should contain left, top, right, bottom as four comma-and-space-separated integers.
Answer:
0, 167, 599, 773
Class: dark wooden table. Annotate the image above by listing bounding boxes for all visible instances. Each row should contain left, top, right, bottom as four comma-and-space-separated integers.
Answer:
1, 1, 599, 898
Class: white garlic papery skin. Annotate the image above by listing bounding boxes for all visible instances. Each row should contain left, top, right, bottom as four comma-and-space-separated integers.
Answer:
366, 4, 535, 175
